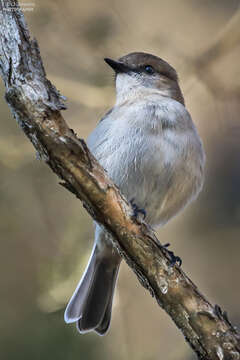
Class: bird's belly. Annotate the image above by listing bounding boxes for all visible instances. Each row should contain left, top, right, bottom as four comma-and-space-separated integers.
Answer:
97, 140, 202, 228
117, 161, 199, 227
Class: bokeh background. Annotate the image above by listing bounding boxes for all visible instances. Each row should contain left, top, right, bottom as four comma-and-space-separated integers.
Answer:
0, 0, 240, 359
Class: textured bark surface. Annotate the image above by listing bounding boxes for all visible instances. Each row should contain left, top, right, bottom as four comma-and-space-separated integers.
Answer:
0, 1, 240, 359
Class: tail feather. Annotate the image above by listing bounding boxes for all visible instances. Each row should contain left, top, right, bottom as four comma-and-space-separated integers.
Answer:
94, 266, 118, 335
64, 242, 120, 335
64, 243, 98, 324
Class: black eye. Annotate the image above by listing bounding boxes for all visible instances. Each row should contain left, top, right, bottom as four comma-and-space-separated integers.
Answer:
144, 65, 154, 74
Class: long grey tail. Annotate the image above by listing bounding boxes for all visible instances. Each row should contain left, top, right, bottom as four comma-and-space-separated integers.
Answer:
64, 242, 120, 335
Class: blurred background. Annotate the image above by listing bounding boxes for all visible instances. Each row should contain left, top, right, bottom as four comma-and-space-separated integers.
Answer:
0, 0, 240, 359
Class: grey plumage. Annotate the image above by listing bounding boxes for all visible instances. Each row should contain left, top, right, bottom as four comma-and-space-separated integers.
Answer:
64, 52, 205, 335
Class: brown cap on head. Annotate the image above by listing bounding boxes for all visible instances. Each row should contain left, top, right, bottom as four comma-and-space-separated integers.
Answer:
104, 52, 184, 105
118, 52, 178, 81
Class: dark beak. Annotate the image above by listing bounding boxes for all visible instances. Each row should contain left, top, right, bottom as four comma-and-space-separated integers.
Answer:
104, 58, 130, 73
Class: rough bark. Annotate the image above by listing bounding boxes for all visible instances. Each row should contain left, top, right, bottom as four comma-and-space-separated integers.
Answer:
0, 1, 239, 359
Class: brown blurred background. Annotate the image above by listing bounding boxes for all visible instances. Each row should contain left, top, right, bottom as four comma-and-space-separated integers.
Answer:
0, 0, 240, 359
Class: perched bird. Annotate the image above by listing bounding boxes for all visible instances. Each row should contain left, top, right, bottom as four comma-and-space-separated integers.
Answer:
64, 52, 205, 335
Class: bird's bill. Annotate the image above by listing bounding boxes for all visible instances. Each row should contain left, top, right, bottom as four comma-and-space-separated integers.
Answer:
104, 58, 130, 73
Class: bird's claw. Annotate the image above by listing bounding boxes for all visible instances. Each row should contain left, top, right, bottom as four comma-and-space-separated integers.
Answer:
129, 201, 181, 267
162, 243, 182, 267
130, 199, 146, 220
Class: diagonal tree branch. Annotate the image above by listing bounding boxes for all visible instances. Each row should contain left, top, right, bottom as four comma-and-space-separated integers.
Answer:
0, 1, 239, 359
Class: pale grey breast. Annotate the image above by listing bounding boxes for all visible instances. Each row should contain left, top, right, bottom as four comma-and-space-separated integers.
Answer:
87, 95, 205, 227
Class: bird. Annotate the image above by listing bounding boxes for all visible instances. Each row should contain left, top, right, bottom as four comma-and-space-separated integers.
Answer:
64, 52, 205, 335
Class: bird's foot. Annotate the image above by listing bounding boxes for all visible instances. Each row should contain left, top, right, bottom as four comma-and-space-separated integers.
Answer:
162, 243, 182, 267
130, 198, 146, 221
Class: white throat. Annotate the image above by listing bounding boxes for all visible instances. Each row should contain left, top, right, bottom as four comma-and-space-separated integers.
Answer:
115, 73, 172, 105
